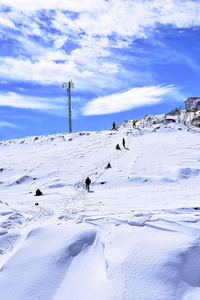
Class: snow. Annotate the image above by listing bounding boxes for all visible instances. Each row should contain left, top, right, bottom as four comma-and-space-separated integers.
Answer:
1, 116, 200, 299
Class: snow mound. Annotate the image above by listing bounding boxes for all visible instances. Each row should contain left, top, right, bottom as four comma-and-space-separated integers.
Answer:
6, 175, 33, 186
178, 168, 200, 179
0, 222, 97, 300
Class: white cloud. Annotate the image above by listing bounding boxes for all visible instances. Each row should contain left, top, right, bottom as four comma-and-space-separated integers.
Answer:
0, 0, 200, 89
0, 0, 107, 12
82, 85, 180, 115
0, 57, 78, 84
0, 16, 15, 28
0, 121, 21, 129
153, 0, 200, 28
0, 47, 117, 85
4, 0, 200, 32
68, 0, 200, 38
3, 1, 200, 44
0, 91, 65, 111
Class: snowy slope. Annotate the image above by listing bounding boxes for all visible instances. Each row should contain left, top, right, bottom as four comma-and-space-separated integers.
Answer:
1, 119, 200, 300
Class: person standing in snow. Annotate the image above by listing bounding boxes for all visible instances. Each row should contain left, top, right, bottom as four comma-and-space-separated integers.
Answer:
122, 138, 125, 148
85, 177, 91, 191
105, 163, 111, 169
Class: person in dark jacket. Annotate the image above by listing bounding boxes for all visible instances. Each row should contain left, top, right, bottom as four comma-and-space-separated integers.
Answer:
122, 138, 125, 148
85, 177, 91, 191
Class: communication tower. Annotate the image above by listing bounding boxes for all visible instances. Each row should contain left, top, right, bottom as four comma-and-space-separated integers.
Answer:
62, 80, 74, 133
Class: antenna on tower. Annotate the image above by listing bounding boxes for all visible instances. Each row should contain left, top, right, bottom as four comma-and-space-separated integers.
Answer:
62, 80, 74, 133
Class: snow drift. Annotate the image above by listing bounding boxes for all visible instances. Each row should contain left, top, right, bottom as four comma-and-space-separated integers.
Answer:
1, 118, 200, 299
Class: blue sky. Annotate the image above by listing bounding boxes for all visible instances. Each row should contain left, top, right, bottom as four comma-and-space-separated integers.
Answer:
0, 0, 200, 140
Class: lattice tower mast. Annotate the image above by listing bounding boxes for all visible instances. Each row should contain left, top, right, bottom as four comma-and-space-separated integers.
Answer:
62, 80, 74, 133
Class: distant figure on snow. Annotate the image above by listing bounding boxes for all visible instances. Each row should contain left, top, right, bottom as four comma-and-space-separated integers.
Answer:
116, 144, 120, 150
105, 163, 111, 169
112, 122, 116, 130
133, 120, 136, 128
85, 177, 91, 191
122, 138, 125, 147
35, 189, 43, 196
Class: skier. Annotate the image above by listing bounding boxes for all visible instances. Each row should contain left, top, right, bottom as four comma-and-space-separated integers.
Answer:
112, 122, 116, 130
85, 177, 91, 191
122, 138, 125, 148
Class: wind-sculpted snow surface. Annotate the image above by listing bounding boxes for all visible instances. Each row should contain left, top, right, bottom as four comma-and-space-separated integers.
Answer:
1, 120, 200, 299
0, 221, 97, 300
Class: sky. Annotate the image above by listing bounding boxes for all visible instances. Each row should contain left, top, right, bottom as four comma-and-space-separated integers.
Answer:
0, 0, 200, 140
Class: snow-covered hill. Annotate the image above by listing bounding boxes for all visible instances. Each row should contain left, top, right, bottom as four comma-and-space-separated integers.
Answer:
1, 118, 200, 300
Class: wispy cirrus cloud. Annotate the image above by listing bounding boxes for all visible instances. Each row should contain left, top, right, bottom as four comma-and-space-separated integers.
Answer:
82, 85, 182, 115
0, 121, 22, 129
0, 91, 65, 112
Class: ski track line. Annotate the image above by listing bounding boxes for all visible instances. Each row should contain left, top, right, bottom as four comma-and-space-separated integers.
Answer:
62, 131, 135, 213
1, 130, 141, 222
